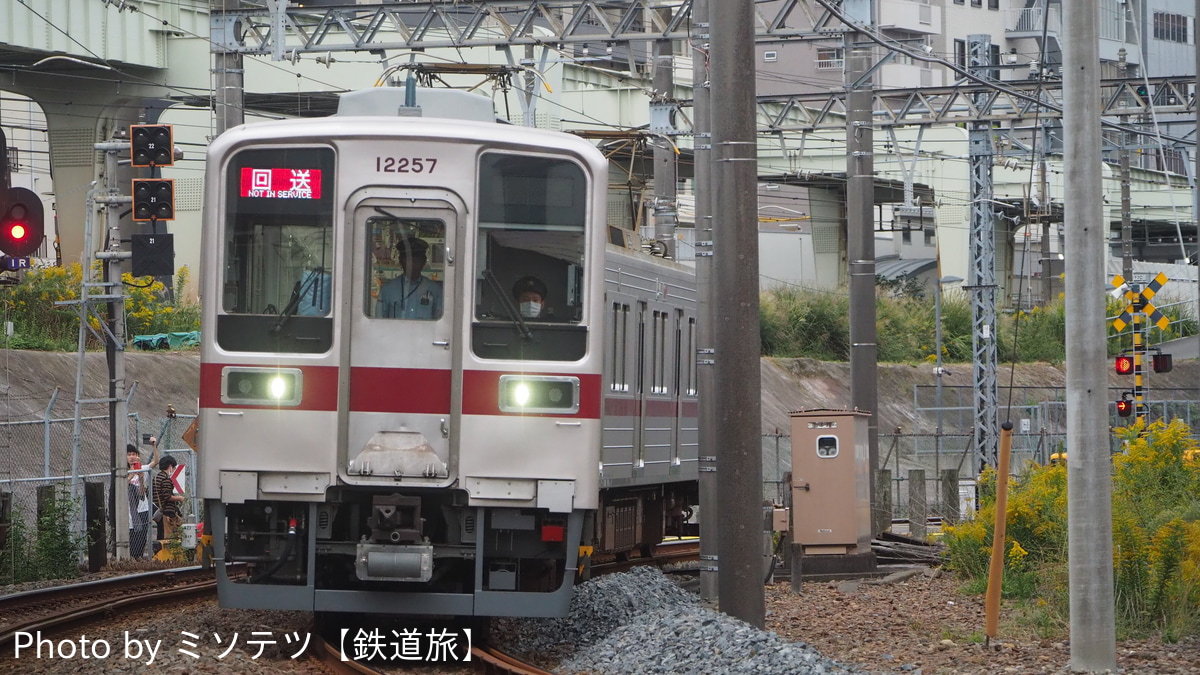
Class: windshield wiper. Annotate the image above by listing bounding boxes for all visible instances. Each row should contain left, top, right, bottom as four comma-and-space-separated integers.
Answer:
483, 269, 532, 340
271, 266, 325, 335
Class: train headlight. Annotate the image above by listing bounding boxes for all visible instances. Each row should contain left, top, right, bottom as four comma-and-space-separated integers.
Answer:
498, 375, 579, 414
222, 367, 303, 407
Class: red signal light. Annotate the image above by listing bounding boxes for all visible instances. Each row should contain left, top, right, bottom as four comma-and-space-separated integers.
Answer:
0, 187, 44, 258
1115, 355, 1134, 375
1115, 399, 1134, 417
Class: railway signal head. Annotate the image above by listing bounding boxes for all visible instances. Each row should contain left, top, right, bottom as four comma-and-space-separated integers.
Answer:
130, 124, 173, 167
0, 187, 45, 258
132, 179, 175, 221
1152, 353, 1173, 374
1114, 355, 1134, 375
1115, 398, 1134, 418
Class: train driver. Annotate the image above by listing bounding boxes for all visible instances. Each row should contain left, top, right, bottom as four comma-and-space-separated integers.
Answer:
512, 275, 548, 319
377, 237, 443, 320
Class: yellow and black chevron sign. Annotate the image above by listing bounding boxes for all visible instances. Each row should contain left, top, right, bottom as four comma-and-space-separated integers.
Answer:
1112, 272, 1170, 332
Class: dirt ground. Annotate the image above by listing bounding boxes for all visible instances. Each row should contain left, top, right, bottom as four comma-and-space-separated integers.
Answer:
766, 569, 1200, 675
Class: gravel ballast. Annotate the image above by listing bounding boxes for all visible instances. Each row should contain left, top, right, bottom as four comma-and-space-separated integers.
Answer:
496, 566, 861, 674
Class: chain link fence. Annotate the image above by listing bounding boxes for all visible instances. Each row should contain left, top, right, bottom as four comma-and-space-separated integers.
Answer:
763, 395, 1200, 528
0, 398, 198, 564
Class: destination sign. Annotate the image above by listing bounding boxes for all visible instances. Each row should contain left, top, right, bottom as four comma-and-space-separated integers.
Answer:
240, 168, 323, 199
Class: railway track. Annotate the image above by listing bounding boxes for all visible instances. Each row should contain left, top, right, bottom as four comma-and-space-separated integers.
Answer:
591, 537, 700, 575
1, 565, 556, 674
0, 540, 696, 673
0, 565, 239, 652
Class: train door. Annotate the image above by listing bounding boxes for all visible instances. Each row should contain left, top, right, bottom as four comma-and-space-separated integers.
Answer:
343, 191, 462, 488
639, 301, 676, 480
601, 293, 637, 483
674, 310, 699, 473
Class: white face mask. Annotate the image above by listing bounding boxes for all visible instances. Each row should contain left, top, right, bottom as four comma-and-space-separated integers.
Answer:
519, 301, 542, 318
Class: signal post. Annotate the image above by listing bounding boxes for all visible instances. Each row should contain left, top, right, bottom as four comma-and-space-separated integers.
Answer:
69, 124, 176, 559
0, 129, 48, 274
1112, 273, 1172, 425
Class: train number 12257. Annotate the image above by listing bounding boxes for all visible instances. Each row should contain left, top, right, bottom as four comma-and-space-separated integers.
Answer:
375, 157, 438, 173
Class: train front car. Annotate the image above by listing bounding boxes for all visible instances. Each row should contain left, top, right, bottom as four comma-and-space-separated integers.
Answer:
199, 89, 607, 618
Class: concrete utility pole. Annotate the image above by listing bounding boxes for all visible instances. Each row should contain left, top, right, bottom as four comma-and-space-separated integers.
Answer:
652, 34, 677, 259
214, 0, 246, 136
691, 0, 719, 603
1196, 0, 1200, 324
1062, 1, 1117, 670
710, 0, 764, 627
844, 38, 882, 535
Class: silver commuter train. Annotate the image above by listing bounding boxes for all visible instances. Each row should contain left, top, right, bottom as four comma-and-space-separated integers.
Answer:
199, 87, 699, 618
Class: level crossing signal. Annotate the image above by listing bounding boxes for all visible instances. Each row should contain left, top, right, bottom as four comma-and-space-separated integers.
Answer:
1114, 355, 1134, 375
130, 124, 174, 167
0, 187, 45, 258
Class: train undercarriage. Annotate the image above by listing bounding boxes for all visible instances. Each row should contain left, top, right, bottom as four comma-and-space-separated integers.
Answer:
211, 480, 697, 616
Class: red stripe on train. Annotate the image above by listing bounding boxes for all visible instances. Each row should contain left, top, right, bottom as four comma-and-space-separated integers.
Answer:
349, 367, 452, 414
199, 363, 340, 412
460, 370, 602, 418
200, 363, 601, 418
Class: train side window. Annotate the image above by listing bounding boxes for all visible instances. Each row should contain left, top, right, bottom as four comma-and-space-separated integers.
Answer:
611, 302, 629, 392
651, 310, 668, 395
367, 217, 446, 321
816, 435, 839, 458
636, 302, 647, 395
691, 314, 700, 393
673, 309, 683, 397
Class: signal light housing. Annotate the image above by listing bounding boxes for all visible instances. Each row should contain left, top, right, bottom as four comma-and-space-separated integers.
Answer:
131, 179, 174, 221
1152, 353, 1173, 374
1115, 399, 1134, 418
1114, 355, 1134, 375
130, 124, 173, 167
0, 187, 45, 258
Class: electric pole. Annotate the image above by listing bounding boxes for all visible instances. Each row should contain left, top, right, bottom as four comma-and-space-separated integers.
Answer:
692, 0, 719, 603
1063, 1, 1116, 669
711, 0, 764, 627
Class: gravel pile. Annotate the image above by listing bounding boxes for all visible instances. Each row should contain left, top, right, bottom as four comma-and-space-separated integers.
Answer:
496, 567, 866, 675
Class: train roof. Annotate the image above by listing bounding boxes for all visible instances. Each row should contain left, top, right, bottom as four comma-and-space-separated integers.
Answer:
209, 89, 604, 164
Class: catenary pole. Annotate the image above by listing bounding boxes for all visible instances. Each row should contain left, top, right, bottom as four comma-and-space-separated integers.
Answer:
1062, 1, 1117, 670
710, 0, 764, 627
844, 34, 882, 535
691, 0, 718, 603
214, 0, 246, 136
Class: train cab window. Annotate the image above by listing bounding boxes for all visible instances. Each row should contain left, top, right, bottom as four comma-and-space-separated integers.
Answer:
471, 153, 589, 361
216, 146, 335, 354
365, 217, 446, 321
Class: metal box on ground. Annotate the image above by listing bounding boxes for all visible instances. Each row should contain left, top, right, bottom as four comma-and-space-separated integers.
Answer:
788, 408, 877, 583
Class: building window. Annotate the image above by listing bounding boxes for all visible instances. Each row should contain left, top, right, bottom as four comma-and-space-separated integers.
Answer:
1153, 12, 1189, 43
988, 0, 999, 9
954, 0, 964, 4
971, 0, 982, 7
954, 39, 967, 69
763, 50, 778, 63
816, 47, 844, 70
